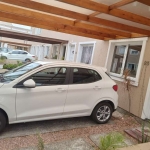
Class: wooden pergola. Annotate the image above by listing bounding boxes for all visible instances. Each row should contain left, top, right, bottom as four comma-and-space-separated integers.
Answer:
0, 0, 150, 40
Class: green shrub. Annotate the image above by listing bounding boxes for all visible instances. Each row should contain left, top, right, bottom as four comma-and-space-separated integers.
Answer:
3, 62, 23, 70
99, 132, 126, 150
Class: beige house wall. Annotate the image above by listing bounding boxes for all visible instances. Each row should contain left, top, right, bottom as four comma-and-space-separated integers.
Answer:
117, 38, 150, 117
37, 29, 109, 67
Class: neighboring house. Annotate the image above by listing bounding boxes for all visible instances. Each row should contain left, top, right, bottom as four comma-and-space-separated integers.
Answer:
0, 21, 150, 119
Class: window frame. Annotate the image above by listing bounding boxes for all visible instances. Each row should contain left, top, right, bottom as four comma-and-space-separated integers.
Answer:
109, 44, 128, 78
69, 67, 102, 85
105, 37, 148, 86
76, 41, 96, 65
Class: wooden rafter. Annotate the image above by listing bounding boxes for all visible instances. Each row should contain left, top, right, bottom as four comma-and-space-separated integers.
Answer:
136, 0, 150, 6
0, 11, 105, 40
109, 0, 136, 10
0, 40, 31, 47
0, 0, 149, 36
0, 2, 131, 38
58, 0, 150, 26
77, 0, 135, 27
0, 30, 68, 44
89, 11, 101, 17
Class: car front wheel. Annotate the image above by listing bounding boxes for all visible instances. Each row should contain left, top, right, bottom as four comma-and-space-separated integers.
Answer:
92, 102, 113, 124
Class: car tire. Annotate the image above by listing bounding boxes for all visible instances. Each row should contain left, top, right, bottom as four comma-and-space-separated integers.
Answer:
91, 102, 113, 124
0, 111, 7, 132
25, 59, 31, 62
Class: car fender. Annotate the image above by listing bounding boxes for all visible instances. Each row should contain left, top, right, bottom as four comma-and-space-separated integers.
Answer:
91, 97, 117, 113
0, 104, 16, 123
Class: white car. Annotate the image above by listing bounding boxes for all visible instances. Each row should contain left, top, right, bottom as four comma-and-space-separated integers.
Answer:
0, 61, 118, 132
2, 50, 36, 62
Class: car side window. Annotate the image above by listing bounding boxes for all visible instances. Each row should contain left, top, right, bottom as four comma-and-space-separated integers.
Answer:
31, 67, 67, 86
12, 51, 19, 54
72, 68, 102, 84
20, 51, 28, 54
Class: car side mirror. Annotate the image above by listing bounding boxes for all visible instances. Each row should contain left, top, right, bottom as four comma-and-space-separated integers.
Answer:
23, 79, 36, 88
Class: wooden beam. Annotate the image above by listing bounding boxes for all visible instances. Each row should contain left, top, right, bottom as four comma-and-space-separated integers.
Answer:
0, 40, 31, 47
109, 0, 136, 10
0, 0, 87, 21
58, 0, 150, 26
0, 30, 68, 44
1, 0, 150, 36
0, 3, 125, 38
0, 12, 105, 40
136, 0, 150, 6
77, 0, 135, 28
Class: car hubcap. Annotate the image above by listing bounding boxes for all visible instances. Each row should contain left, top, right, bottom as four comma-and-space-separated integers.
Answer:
96, 105, 111, 122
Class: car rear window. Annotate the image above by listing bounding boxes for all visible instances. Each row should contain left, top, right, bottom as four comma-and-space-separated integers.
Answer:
72, 68, 102, 84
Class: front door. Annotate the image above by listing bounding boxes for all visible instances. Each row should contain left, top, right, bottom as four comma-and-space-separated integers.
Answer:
16, 66, 69, 121
68, 45, 75, 61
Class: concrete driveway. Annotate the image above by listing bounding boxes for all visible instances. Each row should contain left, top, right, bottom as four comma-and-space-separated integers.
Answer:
0, 110, 139, 150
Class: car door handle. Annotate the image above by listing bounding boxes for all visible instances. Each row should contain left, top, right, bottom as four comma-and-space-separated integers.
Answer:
93, 86, 101, 90
56, 88, 66, 92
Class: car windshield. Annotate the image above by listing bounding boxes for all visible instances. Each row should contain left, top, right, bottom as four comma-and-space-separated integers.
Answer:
0, 62, 42, 83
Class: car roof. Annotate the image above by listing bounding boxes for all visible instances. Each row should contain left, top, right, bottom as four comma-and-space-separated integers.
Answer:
12, 50, 27, 52
36, 60, 107, 72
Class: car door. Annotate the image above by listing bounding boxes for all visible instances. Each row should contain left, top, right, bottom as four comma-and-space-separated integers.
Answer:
8, 51, 19, 60
19, 51, 28, 61
63, 67, 104, 117
16, 66, 70, 122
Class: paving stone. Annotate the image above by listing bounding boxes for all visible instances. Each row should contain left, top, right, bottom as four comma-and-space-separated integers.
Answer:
18, 138, 94, 150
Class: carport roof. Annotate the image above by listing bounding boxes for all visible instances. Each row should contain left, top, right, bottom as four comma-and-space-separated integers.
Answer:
0, 30, 68, 44
0, 0, 150, 40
